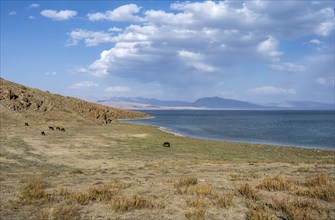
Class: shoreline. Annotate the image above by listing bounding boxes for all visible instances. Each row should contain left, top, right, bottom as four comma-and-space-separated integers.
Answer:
158, 126, 185, 137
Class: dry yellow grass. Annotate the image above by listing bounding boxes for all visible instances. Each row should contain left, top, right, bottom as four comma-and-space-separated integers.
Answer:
296, 174, 335, 202
215, 193, 234, 208
174, 176, 198, 188
296, 185, 335, 202
195, 184, 215, 197
185, 208, 206, 220
110, 194, 165, 212
246, 201, 273, 220
270, 197, 325, 220
19, 177, 52, 203
51, 204, 80, 220
186, 198, 207, 208
305, 174, 334, 187
238, 183, 260, 200
258, 175, 298, 191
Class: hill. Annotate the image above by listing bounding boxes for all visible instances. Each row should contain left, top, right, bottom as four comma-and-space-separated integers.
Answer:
192, 96, 265, 109
0, 78, 150, 126
97, 96, 267, 110
96, 96, 334, 110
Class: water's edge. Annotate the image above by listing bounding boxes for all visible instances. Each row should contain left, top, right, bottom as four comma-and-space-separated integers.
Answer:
121, 120, 333, 151
120, 110, 335, 151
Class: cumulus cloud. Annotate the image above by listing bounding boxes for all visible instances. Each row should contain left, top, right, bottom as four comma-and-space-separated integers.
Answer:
270, 62, 306, 74
70, 81, 99, 89
109, 27, 122, 32
87, 4, 142, 22
66, 29, 114, 46
257, 36, 283, 60
178, 50, 216, 73
106, 86, 131, 93
309, 39, 322, 46
306, 38, 331, 52
248, 86, 296, 95
72, 1, 334, 99
41, 9, 77, 21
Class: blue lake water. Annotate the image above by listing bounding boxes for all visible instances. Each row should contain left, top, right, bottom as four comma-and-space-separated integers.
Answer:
127, 110, 335, 150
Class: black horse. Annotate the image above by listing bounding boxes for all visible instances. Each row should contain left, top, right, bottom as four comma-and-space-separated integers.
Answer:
163, 142, 170, 147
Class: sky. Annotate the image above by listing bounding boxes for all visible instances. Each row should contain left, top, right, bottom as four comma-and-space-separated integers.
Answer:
1, 0, 334, 104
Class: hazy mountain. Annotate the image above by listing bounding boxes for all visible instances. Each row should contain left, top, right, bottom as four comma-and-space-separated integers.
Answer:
98, 97, 190, 107
192, 97, 265, 109
266, 101, 334, 110
97, 96, 265, 109
97, 96, 334, 110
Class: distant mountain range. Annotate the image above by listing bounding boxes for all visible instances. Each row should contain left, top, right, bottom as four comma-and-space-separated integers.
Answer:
96, 96, 334, 110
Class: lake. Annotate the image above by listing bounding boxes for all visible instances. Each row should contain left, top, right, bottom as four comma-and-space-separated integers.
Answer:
127, 110, 335, 150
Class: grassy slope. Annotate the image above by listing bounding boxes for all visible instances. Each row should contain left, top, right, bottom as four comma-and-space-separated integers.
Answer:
0, 122, 334, 219
0, 78, 149, 126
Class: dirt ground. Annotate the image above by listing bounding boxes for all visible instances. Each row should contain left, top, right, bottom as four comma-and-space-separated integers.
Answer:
0, 122, 334, 220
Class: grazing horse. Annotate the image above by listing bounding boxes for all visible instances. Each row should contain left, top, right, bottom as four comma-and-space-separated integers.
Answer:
41, 131, 46, 136
48, 126, 54, 130
60, 128, 65, 132
163, 142, 171, 147
25, 123, 29, 126
56, 127, 61, 130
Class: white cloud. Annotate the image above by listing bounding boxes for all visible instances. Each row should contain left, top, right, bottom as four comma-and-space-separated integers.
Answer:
257, 36, 283, 60
106, 86, 131, 93
41, 9, 77, 21
270, 62, 306, 74
9, 11, 17, 16
28, 3, 39, 9
88, 4, 142, 22
249, 86, 296, 95
29, 16, 35, 19
70, 81, 99, 89
178, 50, 202, 60
178, 50, 216, 73
66, 29, 114, 46
76, 1, 334, 99
109, 27, 122, 32
307, 38, 330, 52
309, 39, 322, 46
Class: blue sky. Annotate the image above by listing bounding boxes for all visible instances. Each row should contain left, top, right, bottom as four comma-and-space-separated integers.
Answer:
1, 0, 334, 104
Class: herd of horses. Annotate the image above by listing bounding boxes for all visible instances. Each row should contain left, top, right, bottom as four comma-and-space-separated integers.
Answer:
24, 123, 65, 136
24, 123, 172, 147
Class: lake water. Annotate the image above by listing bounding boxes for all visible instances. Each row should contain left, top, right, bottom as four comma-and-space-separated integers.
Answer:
127, 110, 335, 150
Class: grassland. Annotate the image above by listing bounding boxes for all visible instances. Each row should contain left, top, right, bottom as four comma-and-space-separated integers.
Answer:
0, 122, 334, 219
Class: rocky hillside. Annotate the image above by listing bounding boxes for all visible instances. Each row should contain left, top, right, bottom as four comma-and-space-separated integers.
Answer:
0, 78, 150, 126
